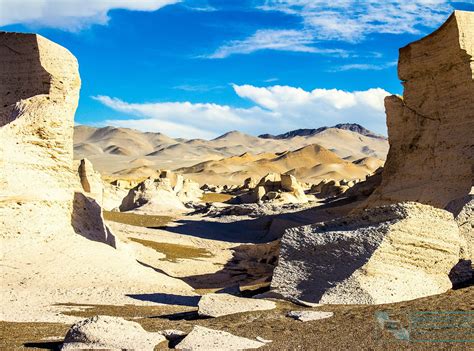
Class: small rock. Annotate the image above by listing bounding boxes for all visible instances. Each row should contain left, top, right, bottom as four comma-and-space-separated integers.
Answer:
61, 315, 166, 350
287, 311, 334, 322
176, 325, 266, 350
198, 293, 276, 318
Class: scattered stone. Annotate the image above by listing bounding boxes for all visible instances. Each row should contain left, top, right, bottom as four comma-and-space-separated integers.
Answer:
198, 293, 276, 317
175, 325, 266, 350
287, 311, 334, 322
61, 315, 166, 351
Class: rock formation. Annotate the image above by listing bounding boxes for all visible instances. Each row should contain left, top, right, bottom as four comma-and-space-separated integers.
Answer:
0, 32, 81, 236
0, 32, 194, 322
363, 11, 473, 210
119, 171, 203, 213
76, 158, 103, 204
236, 173, 309, 204
271, 203, 462, 304
61, 315, 166, 350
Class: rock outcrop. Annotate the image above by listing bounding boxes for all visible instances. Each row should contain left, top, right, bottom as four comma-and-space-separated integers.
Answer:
77, 158, 103, 205
61, 315, 166, 350
0, 32, 81, 234
0, 32, 194, 322
236, 173, 309, 204
363, 11, 473, 210
119, 171, 202, 213
271, 202, 462, 305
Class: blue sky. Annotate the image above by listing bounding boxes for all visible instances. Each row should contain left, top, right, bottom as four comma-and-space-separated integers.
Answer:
1, 1, 473, 138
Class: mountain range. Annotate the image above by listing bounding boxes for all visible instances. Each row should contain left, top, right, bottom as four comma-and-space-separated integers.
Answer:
74, 123, 389, 184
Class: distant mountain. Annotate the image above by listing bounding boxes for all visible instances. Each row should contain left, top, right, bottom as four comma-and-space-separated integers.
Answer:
259, 123, 386, 140
73, 124, 388, 180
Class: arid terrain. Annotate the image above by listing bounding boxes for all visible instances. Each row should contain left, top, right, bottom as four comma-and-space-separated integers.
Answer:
1, 8, 473, 351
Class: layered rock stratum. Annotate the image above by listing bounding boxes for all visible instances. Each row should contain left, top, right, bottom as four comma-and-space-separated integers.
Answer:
363, 11, 474, 210
271, 202, 462, 304
270, 11, 473, 304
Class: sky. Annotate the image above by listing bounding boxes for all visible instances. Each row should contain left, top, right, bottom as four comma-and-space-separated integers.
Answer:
1, 0, 473, 139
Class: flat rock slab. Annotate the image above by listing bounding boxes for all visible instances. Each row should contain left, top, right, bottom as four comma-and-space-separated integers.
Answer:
61, 315, 166, 351
176, 325, 266, 350
198, 293, 276, 317
287, 311, 334, 322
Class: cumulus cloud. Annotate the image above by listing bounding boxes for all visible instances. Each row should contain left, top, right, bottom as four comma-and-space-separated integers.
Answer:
93, 84, 391, 139
0, 0, 180, 30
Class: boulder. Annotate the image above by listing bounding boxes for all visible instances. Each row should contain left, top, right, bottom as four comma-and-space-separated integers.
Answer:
176, 325, 266, 350
77, 158, 103, 205
61, 315, 166, 350
243, 177, 258, 189
363, 11, 474, 210
287, 311, 334, 322
197, 293, 276, 318
271, 202, 462, 305
257, 173, 281, 191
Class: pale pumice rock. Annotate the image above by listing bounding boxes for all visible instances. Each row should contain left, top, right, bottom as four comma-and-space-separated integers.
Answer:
0, 32, 195, 323
362, 11, 474, 210
176, 325, 266, 350
270, 202, 462, 305
197, 293, 276, 318
61, 315, 166, 351
77, 158, 104, 205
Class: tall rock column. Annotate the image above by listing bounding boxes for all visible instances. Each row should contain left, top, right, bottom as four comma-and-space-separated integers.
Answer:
0, 32, 81, 236
364, 10, 473, 210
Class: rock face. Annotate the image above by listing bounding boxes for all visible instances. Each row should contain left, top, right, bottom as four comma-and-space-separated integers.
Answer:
0, 32, 194, 323
363, 11, 474, 210
176, 326, 266, 350
61, 315, 166, 350
0, 32, 80, 226
271, 203, 461, 305
198, 293, 276, 318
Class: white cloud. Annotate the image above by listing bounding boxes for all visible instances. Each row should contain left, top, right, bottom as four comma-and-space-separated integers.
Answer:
207, 1, 453, 57
0, 0, 180, 30
206, 29, 349, 59
93, 84, 391, 138
261, 0, 453, 42
329, 61, 398, 72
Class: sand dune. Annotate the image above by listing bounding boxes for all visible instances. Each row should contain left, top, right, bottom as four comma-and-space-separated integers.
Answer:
177, 144, 381, 185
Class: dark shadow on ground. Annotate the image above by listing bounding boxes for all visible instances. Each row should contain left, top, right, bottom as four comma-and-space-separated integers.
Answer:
24, 341, 62, 350
126, 293, 200, 307
161, 196, 361, 244
150, 310, 208, 321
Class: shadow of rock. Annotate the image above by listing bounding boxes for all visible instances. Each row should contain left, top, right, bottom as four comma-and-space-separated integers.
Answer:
72, 192, 116, 248
0, 33, 51, 127
181, 241, 279, 290
24, 341, 62, 350
126, 293, 200, 307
